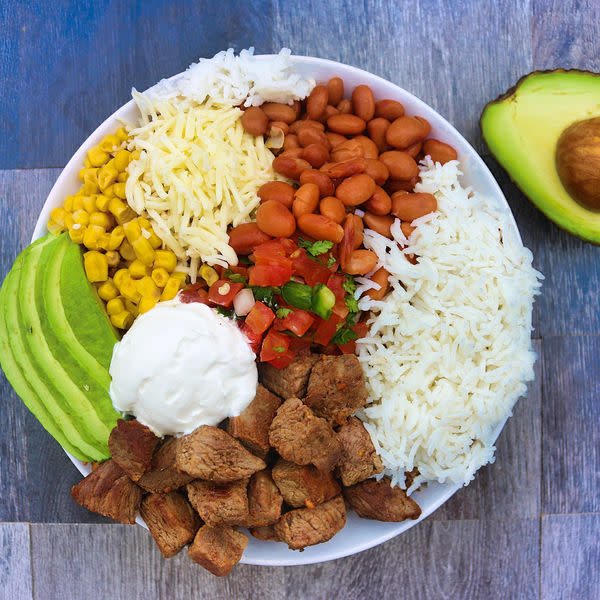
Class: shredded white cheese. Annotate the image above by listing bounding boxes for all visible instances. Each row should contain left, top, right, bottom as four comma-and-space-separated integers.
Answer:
356, 158, 543, 493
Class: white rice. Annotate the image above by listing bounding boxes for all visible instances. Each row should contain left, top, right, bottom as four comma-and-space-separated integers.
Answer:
356, 158, 543, 494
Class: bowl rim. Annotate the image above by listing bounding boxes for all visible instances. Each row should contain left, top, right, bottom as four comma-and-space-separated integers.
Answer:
32, 53, 515, 567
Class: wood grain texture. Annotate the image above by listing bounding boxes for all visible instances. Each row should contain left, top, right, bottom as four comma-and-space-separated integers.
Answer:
273, 0, 532, 156
0, 523, 32, 600
541, 514, 600, 600
542, 335, 600, 514
0, 0, 274, 169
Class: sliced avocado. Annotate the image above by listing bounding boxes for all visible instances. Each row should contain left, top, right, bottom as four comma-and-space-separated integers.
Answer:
480, 69, 600, 244
0, 242, 104, 460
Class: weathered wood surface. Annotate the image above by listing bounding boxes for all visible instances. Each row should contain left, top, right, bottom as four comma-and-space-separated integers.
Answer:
0, 0, 599, 598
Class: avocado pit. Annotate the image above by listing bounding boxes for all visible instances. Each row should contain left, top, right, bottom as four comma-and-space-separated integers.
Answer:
556, 116, 600, 211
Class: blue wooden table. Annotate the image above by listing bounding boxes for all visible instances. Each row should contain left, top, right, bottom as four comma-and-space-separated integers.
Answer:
1, 1, 599, 598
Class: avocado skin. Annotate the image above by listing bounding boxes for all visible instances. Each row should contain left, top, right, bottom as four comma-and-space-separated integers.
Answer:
0, 233, 120, 461
480, 69, 600, 245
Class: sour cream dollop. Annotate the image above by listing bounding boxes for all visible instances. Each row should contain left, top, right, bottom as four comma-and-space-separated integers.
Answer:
109, 300, 257, 437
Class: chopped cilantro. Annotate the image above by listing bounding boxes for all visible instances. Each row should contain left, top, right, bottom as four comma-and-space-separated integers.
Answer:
237, 255, 252, 265
327, 256, 337, 268
331, 326, 358, 346
250, 286, 281, 309
216, 306, 234, 319
345, 295, 359, 313
342, 275, 356, 295
224, 269, 247, 283
298, 237, 334, 257
276, 307, 293, 319
345, 311, 359, 327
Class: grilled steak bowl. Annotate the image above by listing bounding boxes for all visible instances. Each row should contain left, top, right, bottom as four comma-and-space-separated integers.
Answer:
12, 51, 541, 569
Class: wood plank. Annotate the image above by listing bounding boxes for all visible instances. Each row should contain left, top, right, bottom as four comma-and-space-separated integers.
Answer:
433, 339, 541, 520
542, 335, 600, 514
533, 0, 600, 70
0, 1, 273, 169
541, 514, 600, 600
0, 523, 32, 600
272, 0, 532, 156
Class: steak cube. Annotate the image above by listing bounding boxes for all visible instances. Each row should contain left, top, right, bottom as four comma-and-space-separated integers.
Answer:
71, 459, 141, 524
108, 419, 160, 481
186, 479, 250, 527
259, 354, 319, 399
336, 417, 383, 486
140, 492, 201, 558
246, 470, 283, 527
250, 525, 280, 542
269, 398, 342, 471
175, 425, 266, 482
343, 477, 421, 521
274, 495, 346, 550
227, 384, 281, 458
137, 437, 194, 493
188, 525, 249, 577
272, 459, 340, 508
304, 355, 368, 426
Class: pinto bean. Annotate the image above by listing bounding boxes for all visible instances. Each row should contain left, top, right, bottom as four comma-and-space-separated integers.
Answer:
379, 151, 419, 180
297, 126, 331, 149
375, 99, 405, 121
322, 105, 340, 121
270, 121, 289, 136
354, 136, 379, 159
272, 155, 312, 180
350, 214, 364, 248
326, 131, 348, 148
307, 85, 329, 120
321, 158, 367, 179
292, 183, 320, 218
283, 134, 300, 150
256, 200, 296, 237
327, 114, 366, 136
258, 181, 295, 208
335, 174, 376, 206
299, 170, 335, 197
363, 212, 394, 238
260, 102, 297, 124
386, 116, 429, 149
365, 267, 390, 300
401, 221, 416, 239
336, 98, 353, 114
327, 77, 344, 106
363, 159, 389, 186
289, 120, 325, 134
331, 138, 365, 162
352, 85, 376, 121
386, 176, 419, 193
291, 100, 302, 119
319, 196, 346, 223
422, 139, 458, 164
345, 249, 378, 275
363, 186, 392, 215
391, 192, 438, 221
280, 148, 304, 159
404, 141, 423, 158
297, 213, 344, 243
241, 106, 269, 136
302, 143, 330, 168
415, 116, 431, 137
228, 222, 272, 255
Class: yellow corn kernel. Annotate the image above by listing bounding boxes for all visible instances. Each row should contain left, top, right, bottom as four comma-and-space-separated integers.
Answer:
103, 184, 115, 198
82, 195, 97, 214
82, 170, 99, 195
199, 264, 219, 287
130, 149, 142, 161
83, 224, 105, 250
112, 182, 127, 199
151, 267, 170, 288
50, 206, 68, 227
68, 224, 85, 244
83, 250, 108, 282
72, 196, 85, 212
118, 171, 129, 183
99, 134, 120, 153
108, 198, 136, 225
113, 149, 130, 172
84, 156, 91, 168
106, 297, 125, 316
78, 167, 93, 182
115, 127, 129, 142
64, 212, 75, 230
46, 219, 64, 235
123, 219, 141, 243
143, 227, 161, 249
98, 233, 111, 251
128, 259, 148, 279
110, 310, 134, 330
153, 249, 177, 272
170, 271, 188, 288
63, 195, 75, 212
160, 277, 180, 301
113, 269, 129, 289
119, 276, 141, 303
137, 216, 150, 229
119, 239, 137, 262
107, 226, 125, 251
97, 161, 118, 191
105, 250, 120, 267
138, 296, 158, 315
132, 237, 155, 266
75, 186, 86, 196
89, 211, 112, 229
83, 181, 99, 196
97, 279, 119, 301
136, 276, 160, 299
87, 147, 110, 168
125, 298, 139, 315
72, 209, 90, 227
95, 194, 110, 212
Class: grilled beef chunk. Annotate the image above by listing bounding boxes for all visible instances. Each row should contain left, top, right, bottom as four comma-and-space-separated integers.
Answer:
71, 459, 141, 524
246, 470, 283, 527
336, 417, 384, 486
250, 525, 280, 542
140, 491, 201, 558
304, 355, 368, 426
269, 398, 342, 471
137, 437, 194, 493
175, 426, 266, 482
272, 458, 340, 508
188, 525, 249, 577
186, 479, 250, 527
259, 354, 319, 399
343, 477, 421, 521
226, 384, 281, 459
274, 495, 346, 550
108, 419, 160, 481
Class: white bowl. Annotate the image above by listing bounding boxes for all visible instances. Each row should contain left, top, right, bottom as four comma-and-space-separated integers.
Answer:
32, 55, 516, 567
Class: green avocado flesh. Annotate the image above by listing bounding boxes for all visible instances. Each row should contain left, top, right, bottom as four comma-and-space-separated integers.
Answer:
0, 233, 120, 461
480, 70, 600, 243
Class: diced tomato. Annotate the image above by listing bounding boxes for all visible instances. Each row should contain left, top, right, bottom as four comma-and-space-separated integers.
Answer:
260, 330, 291, 362
338, 321, 369, 354
353, 321, 369, 339
326, 275, 345, 301
288, 336, 312, 357
332, 299, 349, 320
271, 317, 287, 331
248, 262, 292, 287
267, 348, 295, 369
291, 248, 331, 286
227, 265, 248, 277
282, 309, 314, 337
207, 279, 244, 307
214, 265, 225, 278
240, 322, 263, 354
338, 340, 357, 354
280, 237, 298, 256
253, 239, 288, 262
245, 301, 275, 336
313, 314, 342, 347
179, 283, 209, 304
340, 214, 355, 272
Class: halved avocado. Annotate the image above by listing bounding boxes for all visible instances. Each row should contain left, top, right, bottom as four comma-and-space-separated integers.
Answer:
480, 69, 600, 244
